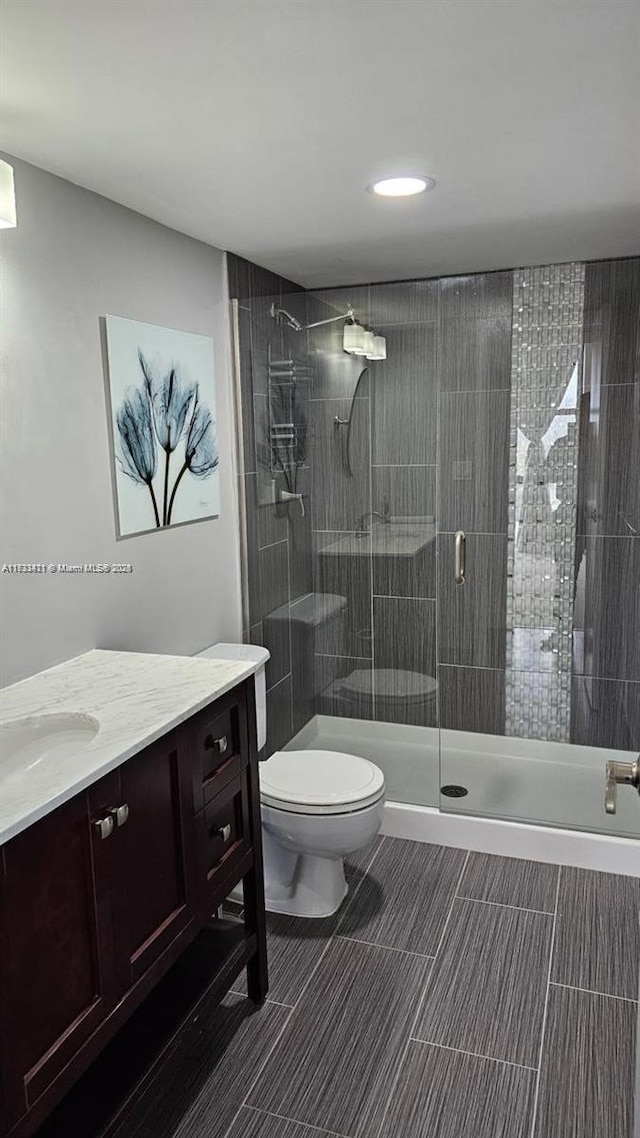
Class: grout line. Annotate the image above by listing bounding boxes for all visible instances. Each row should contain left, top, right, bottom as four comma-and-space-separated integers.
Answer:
335, 934, 436, 961
266, 671, 292, 696
528, 863, 562, 1138
372, 594, 436, 602
258, 536, 289, 551
370, 849, 471, 1138
408, 1036, 538, 1072
358, 834, 386, 876
315, 652, 371, 662
243, 1104, 352, 1138
438, 530, 508, 537
549, 981, 639, 1005
431, 849, 471, 962
333, 837, 385, 937
229, 990, 296, 1010
221, 1000, 296, 1138
441, 387, 512, 396
275, 838, 386, 1019
456, 895, 556, 917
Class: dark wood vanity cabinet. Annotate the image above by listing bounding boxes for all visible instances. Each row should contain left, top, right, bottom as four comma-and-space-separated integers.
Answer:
0, 679, 267, 1138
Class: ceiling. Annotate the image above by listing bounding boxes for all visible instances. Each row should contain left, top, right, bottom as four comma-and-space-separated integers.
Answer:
2, 0, 639, 287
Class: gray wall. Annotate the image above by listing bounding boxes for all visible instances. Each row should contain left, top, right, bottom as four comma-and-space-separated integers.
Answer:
0, 156, 242, 686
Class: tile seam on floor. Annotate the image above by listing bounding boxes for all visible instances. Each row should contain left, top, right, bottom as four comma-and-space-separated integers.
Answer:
275, 839, 388, 1012
456, 894, 555, 916
407, 1036, 538, 1072
430, 849, 472, 962
549, 980, 639, 1004
370, 849, 472, 1138
333, 838, 386, 940
220, 1003, 296, 1138
335, 933, 436, 961
243, 1104, 352, 1138
528, 862, 562, 1138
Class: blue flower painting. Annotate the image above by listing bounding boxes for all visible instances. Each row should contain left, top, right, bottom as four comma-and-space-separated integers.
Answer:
105, 316, 219, 536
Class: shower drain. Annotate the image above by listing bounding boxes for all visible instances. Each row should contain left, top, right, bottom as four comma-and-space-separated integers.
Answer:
440, 784, 469, 798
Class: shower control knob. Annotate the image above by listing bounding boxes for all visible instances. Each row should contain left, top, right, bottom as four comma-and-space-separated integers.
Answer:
605, 757, 640, 815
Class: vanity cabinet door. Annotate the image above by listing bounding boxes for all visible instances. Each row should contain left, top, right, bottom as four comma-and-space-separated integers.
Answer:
110, 730, 198, 993
0, 776, 118, 1131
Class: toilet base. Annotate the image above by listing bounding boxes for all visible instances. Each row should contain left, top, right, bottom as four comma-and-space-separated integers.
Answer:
264, 850, 349, 919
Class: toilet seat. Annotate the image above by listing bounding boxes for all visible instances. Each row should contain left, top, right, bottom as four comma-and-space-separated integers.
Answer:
260, 749, 385, 815
337, 668, 438, 706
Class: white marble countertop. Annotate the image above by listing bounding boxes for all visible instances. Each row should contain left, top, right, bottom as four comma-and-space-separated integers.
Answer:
0, 649, 258, 846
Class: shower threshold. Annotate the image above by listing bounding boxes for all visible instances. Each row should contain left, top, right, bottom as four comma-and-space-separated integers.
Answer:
286, 715, 639, 878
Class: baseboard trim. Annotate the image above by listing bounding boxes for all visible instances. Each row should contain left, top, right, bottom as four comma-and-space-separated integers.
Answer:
382, 801, 640, 877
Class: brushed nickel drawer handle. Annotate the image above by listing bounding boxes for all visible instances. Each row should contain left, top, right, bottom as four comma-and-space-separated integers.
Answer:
218, 824, 232, 843
109, 804, 129, 827
204, 734, 228, 753
93, 816, 114, 840
454, 530, 466, 585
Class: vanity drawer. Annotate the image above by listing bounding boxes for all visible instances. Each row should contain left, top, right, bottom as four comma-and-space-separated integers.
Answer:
197, 777, 249, 912
183, 688, 251, 813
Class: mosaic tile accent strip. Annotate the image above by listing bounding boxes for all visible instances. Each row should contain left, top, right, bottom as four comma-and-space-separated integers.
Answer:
506, 264, 585, 740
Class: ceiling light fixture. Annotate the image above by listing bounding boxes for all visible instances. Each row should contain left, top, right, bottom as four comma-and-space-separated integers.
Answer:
368, 175, 435, 198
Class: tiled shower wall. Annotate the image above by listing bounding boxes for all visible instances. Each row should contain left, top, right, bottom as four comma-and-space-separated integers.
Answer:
230, 253, 639, 757
227, 254, 313, 755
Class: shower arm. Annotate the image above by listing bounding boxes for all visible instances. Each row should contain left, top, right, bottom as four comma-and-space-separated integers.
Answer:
270, 302, 357, 332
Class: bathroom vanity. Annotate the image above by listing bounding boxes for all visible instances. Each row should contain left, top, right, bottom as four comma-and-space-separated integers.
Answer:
0, 650, 268, 1138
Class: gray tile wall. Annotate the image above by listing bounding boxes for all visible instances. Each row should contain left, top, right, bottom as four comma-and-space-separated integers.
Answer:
228, 253, 312, 756
572, 258, 640, 749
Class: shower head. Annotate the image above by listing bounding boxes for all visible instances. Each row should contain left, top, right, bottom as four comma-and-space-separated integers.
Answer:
270, 304, 303, 332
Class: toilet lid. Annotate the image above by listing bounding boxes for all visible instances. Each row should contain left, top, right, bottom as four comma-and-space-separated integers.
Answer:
260, 749, 385, 815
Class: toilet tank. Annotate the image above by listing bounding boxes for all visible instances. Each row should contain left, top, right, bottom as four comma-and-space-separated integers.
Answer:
195, 642, 270, 751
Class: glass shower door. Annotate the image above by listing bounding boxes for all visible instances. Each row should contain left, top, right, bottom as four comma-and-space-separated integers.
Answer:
438, 260, 640, 839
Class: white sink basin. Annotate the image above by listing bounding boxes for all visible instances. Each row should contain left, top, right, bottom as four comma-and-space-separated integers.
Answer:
0, 713, 99, 785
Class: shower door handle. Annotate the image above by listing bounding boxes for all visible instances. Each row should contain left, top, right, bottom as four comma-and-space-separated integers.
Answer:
605, 756, 640, 814
454, 531, 466, 585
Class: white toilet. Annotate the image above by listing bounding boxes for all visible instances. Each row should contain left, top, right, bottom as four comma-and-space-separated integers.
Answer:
197, 642, 385, 919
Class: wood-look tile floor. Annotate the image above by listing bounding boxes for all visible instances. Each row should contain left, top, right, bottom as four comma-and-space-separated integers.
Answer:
121, 839, 639, 1138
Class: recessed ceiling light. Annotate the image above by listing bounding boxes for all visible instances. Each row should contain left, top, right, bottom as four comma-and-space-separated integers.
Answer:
368, 175, 435, 198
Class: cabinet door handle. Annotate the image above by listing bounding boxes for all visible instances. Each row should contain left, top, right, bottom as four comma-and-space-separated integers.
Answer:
93, 816, 114, 840
109, 804, 130, 827
204, 734, 228, 754
454, 530, 466, 585
218, 824, 232, 843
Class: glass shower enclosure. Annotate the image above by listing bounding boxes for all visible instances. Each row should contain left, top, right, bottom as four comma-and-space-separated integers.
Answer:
231, 257, 640, 841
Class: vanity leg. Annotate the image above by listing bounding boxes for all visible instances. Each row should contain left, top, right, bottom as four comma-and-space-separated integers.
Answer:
242, 681, 269, 1004
244, 865, 268, 1003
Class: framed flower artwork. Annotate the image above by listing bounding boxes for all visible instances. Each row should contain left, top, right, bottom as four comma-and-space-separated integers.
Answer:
104, 316, 219, 537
